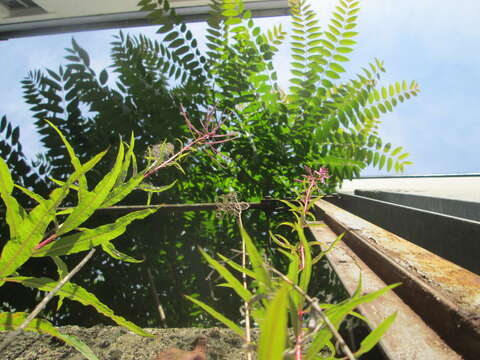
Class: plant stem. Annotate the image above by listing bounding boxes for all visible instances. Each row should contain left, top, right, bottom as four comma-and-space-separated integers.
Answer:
268, 266, 356, 360
146, 267, 167, 328
0, 248, 96, 354
238, 215, 252, 360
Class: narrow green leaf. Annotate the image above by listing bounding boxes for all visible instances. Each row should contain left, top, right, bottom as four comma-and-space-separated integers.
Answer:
0, 312, 99, 360
0, 150, 106, 284
58, 142, 125, 236
379, 154, 386, 169
391, 146, 402, 156
7, 277, 152, 337
14, 184, 45, 205
0, 157, 24, 242
101, 173, 144, 208
355, 313, 397, 357
258, 283, 289, 360
199, 248, 252, 302
239, 224, 271, 291
185, 296, 244, 337
51, 256, 68, 309
101, 242, 143, 263
217, 253, 256, 279
45, 120, 88, 201
33, 209, 157, 257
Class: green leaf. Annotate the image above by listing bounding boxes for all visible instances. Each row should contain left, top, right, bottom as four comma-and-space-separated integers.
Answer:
217, 253, 256, 279
184, 295, 244, 337
6, 277, 152, 337
57, 141, 125, 236
101, 242, 143, 263
0, 150, 106, 284
138, 180, 177, 193
258, 283, 289, 360
306, 284, 400, 358
330, 63, 345, 73
45, 120, 88, 201
99, 69, 108, 85
101, 174, 144, 208
239, 224, 271, 292
199, 248, 252, 302
51, 256, 68, 309
14, 184, 45, 205
0, 157, 24, 242
298, 223, 312, 296
355, 313, 397, 357
0, 312, 99, 360
379, 154, 386, 169
33, 209, 157, 257
387, 158, 393, 171
326, 70, 340, 79
77, 47, 90, 67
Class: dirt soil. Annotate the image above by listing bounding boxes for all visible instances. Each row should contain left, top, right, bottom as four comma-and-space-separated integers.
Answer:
0, 326, 249, 360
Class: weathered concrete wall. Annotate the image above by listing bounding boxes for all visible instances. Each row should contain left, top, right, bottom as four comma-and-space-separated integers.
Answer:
0, 326, 246, 360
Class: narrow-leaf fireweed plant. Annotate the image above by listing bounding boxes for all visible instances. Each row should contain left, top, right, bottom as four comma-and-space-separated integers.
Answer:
187, 167, 399, 359
0, 113, 235, 359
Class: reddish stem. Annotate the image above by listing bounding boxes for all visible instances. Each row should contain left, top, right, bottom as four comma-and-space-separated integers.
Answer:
296, 307, 304, 360
34, 233, 58, 250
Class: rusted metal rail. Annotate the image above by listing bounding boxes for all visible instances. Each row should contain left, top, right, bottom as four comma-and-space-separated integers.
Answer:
7, 199, 284, 214
310, 199, 480, 360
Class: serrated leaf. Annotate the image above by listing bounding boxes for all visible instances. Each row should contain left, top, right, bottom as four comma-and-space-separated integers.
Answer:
57, 141, 125, 236
32, 209, 157, 257
0, 149, 107, 284
0, 157, 24, 243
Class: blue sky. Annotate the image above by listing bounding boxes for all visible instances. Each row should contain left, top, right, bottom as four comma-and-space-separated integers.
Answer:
1, 0, 479, 176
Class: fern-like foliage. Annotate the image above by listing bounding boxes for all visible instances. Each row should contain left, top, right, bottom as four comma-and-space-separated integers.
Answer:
21, 0, 418, 198
0, 115, 47, 195
1, 0, 421, 328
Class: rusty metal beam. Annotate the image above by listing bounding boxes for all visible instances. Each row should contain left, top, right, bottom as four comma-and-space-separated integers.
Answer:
311, 199, 480, 360
309, 222, 462, 359
9, 199, 284, 214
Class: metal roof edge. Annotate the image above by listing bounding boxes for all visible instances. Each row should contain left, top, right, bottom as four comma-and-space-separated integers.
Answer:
0, 0, 289, 40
